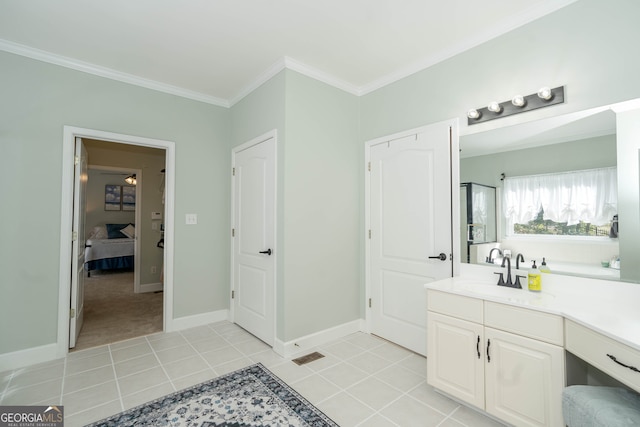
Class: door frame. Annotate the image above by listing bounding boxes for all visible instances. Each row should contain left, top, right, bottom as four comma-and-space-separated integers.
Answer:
57, 126, 176, 358
364, 120, 460, 333
229, 129, 278, 345
88, 165, 143, 293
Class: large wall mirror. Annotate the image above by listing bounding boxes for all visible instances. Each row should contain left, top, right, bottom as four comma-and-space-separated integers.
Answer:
459, 99, 640, 283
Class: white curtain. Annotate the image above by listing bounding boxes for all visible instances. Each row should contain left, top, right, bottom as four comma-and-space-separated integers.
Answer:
503, 167, 617, 228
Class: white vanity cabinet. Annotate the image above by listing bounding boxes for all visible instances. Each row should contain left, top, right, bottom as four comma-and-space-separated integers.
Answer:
427, 290, 565, 427
427, 291, 485, 407
566, 319, 640, 392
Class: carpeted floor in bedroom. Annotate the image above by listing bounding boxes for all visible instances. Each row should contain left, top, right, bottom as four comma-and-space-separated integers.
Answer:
72, 271, 163, 351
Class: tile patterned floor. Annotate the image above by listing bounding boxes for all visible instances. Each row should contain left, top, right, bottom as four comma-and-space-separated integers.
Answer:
0, 322, 506, 426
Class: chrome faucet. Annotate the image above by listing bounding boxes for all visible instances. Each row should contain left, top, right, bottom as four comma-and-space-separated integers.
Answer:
515, 253, 525, 270
487, 247, 503, 264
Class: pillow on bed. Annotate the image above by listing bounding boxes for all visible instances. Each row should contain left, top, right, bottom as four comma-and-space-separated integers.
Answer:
120, 224, 135, 238
89, 225, 108, 239
106, 223, 130, 239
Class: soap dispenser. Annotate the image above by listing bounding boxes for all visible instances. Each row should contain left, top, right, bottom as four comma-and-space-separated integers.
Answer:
540, 257, 551, 273
528, 260, 541, 292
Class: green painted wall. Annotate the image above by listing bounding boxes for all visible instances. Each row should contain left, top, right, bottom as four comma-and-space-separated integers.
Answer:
360, 0, 640, 142
230, 73, 287, 146
229, 70, 360, 342
0, 51, 230, 354
283, 70, 360, 341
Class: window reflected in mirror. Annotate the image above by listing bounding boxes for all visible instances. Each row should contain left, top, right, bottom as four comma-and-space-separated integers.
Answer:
504, 167, 617, 237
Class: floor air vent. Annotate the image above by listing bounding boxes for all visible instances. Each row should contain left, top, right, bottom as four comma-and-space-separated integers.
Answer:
292, 351, 325, 366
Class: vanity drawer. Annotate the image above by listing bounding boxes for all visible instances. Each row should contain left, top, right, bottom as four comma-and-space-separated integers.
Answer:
566, 320, 640, 392
484, 302, 563, 345
427, 290, 483, 323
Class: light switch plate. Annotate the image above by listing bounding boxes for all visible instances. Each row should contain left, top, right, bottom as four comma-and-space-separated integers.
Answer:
186, 214, 197, 225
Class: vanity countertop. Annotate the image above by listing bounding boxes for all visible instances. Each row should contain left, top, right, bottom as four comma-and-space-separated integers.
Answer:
425, 266, 640, 352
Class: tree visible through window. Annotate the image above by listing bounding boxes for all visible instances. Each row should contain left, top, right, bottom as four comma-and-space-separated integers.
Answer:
513, 207, 611, 236
504, 167, 617, 237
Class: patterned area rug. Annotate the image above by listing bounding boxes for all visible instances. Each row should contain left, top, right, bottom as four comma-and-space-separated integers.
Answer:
86, 363, 338, 426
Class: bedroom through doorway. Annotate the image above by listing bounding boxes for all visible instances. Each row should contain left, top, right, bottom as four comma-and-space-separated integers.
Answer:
72, 139, 167, 351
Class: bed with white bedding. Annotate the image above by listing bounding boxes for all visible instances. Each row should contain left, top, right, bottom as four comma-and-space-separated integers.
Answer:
84, 224, 135, 275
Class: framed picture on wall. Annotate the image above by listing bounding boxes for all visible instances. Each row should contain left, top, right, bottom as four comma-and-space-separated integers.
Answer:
105, 185, 122, 211
122, 186, 136, 211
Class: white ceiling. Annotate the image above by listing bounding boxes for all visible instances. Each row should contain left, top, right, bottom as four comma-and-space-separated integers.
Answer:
0, 0, 577, 107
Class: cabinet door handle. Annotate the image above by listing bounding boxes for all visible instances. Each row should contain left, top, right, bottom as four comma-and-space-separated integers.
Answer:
476, 335, 481, 359
607, 354, 640, 373
486, 339, 491, 363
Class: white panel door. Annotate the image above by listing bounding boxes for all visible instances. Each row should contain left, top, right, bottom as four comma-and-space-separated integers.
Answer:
369, 122, 453, 355
232, 134, 276, 345
69, 137, 88, 348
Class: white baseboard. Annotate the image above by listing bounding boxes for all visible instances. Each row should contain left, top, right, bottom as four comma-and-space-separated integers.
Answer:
0, 343, 60, 372
1, 316, 363, 371
138, 282, 163, 293
168, 309, 230, 332
273, 319, 366, 358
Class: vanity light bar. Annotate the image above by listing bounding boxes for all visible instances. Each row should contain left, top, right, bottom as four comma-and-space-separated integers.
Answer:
467, 86, 565, 125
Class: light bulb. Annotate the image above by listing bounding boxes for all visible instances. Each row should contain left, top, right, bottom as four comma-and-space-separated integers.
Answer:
487, 101, 502, 113
467, 109, 480, 119
512, 95, 525, 107
537, 86, 552, 100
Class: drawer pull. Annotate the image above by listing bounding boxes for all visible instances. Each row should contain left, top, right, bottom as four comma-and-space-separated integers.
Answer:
607, 354, 640, 373
487, 339, 491, 363
477, 335, 480, 359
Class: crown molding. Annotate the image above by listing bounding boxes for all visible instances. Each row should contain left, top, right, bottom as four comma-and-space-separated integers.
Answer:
227, 56, 361, 107
283, 57, 361, 96
1, 36, 357, 107
0, 39, 230, 108
1, 0, 578, 108
227, 57, 288, 107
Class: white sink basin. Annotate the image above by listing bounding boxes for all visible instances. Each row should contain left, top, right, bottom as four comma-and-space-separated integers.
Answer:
453, 279, 555, 306
451, 278, 495, 287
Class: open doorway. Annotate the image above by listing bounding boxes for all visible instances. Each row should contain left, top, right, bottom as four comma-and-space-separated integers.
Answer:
71, 141, 166, 350
57, 127, 176, 358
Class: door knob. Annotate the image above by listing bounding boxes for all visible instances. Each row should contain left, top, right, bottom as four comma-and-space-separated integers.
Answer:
259, 248, 272, 256
428, 253, 447, 261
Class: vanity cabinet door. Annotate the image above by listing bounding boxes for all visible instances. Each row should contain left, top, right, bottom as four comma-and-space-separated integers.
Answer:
427, 311, 485, 409
484, 327, 565, 427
